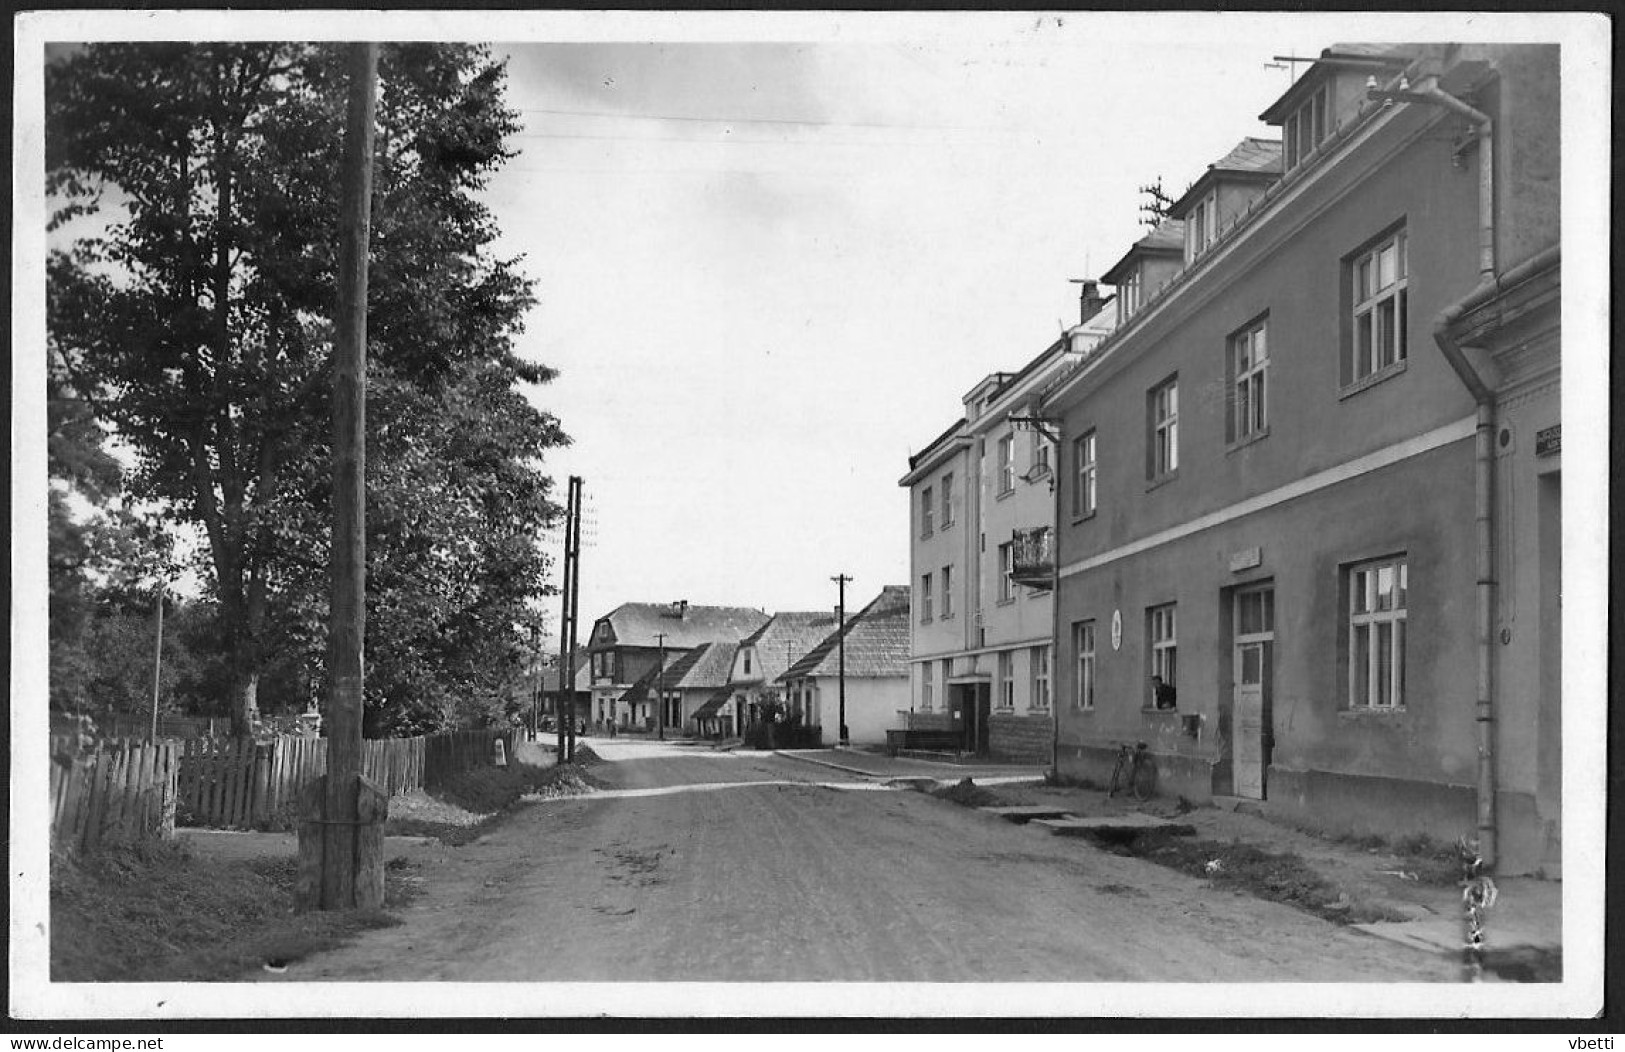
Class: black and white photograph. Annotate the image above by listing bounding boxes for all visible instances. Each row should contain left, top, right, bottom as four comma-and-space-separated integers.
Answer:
9, 8, 1610, 1025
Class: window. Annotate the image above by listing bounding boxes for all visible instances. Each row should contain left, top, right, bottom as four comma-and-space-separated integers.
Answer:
1148, 604, 1177, 709
1149, 377, 1179, 479
1349, 557, 1408, 709
1186, 190, 1219, 261
1072, 430, 1097, 518
997, 434, 1015, 495
1033, 436, 1051, 476
1031, 646, 1051, 710
997, 542, 1014, 602
921, 486, 934, 536
1117, 267, 1142, 325
1230, 318, 1269, 442
919, 573, 933, 622
1284, 85, 1328, 171
1349, 230, 1409, 385
921, 665, 934, 712
997, 650, 1014, 709
940, 565, 954, 618
1073, 620, 1096, 710
940, 473, 954, 526
743, 649, 752, 676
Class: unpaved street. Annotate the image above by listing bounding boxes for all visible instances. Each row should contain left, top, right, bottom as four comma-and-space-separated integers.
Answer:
267, 741, 1454, 982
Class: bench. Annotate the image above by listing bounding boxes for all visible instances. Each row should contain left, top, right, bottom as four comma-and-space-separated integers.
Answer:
885, 729, 963, 757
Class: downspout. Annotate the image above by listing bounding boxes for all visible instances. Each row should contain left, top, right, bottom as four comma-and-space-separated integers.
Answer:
1405, 78, 1499, 867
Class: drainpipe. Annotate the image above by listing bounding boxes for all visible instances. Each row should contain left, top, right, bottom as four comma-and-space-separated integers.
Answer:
1373, 70, 1503, 869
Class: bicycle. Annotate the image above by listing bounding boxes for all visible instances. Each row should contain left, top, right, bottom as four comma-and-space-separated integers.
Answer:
1106, 741, 1156, 801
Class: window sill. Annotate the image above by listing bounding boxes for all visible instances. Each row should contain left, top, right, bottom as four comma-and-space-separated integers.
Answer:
1073, 705, 1096, 715
995, 487, 1015, 502
1226, 427, 1270, 454
995, 597, 1016, 608
1339, 359, 1409, 400
919, 617, 934, 625
920, 531, 933, 541
1141, 707, 1181, 716
1338, 706, 1408, 718
1145, 469, 1179, 493
941, 613, 956, 621
1071, 509, 1097, 525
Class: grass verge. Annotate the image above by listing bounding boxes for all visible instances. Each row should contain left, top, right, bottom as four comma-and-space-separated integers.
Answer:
50, 839, 417, 981
385, 759, 602, 845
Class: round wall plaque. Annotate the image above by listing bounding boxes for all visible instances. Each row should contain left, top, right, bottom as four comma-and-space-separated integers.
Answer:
1111, 609, 1123, 651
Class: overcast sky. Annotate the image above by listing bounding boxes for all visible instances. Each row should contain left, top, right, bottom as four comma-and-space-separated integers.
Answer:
485, 22, 1325, 633
19, 10, 1601, 645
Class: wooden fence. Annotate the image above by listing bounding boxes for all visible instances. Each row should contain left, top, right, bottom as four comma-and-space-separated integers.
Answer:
175, 728, 515, 830
50, 740, 179, 856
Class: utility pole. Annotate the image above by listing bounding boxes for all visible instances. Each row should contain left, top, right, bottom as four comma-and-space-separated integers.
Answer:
320, 41, 378, 911
149, 581, 165, 742
556, 476, 578, 762
831, 574, 852, 747
556, 475, 583, 763
655, 632, 667, 740
528, 623, 540, 740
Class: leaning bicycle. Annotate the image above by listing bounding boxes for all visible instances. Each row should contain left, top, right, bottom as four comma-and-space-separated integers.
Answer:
1106, 741, 1156, 801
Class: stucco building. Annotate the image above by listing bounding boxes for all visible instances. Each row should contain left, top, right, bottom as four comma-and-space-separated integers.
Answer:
1041, 44, 1559, 873
899, 287, 1115, 762
779, 585, 911, 747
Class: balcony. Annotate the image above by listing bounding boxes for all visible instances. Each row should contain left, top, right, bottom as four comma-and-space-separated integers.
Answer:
1009, 526, 1054, 590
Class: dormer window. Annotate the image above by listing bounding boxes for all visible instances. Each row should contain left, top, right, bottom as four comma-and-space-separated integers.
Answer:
1185, 191, 1219, 262
1116, 267, 1142, 325
1283, 85, 1328, 171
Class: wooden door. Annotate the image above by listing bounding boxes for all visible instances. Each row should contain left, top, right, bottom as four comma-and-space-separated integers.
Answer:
1232, 585, 1275, 800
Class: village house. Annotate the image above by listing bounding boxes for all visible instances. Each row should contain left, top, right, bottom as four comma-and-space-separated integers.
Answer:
778, 585, 911, 747
1040, 44, 1560, 874
898, 285, 1115, 761
721, 611, 847, 734
585, 601, 768, 731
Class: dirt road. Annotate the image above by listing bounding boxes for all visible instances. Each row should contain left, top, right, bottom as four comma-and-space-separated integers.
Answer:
266, 741, 1454, 982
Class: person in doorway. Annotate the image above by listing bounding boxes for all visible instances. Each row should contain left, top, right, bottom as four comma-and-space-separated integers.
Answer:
1151, 675, 1177, 710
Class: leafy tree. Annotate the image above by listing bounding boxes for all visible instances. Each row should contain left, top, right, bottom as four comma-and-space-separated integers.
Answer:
47, 43, 565, 734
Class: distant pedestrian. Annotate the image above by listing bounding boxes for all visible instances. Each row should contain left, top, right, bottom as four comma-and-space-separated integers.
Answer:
1151, 675, 1177, 710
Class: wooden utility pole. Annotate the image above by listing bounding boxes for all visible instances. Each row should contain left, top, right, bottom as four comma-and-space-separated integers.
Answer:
321, 41, 379, 910
565, 476, 583, 760
556, 477, 577, 762
831, 574, 852, 746
655, 633, 667, 739
149, 582, 165, 742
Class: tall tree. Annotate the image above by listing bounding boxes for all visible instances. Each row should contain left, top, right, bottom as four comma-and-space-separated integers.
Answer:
47, 43, 565, 733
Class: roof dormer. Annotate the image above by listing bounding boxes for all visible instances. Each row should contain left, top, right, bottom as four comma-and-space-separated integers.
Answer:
1101, 219, 1185, 326
1260, 45, 1420, 174
1168, 138, 1282, 264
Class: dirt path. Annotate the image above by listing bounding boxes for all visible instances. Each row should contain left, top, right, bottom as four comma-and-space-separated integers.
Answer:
262, 742, 1455, 982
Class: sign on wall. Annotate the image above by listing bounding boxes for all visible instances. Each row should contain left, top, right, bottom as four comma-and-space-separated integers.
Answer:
1111, 609, 1122, 651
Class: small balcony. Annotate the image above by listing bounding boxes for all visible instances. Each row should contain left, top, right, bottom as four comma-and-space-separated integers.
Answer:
1009, 526, 1054, 590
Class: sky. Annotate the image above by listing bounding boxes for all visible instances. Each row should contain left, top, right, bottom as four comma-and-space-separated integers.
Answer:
481, 23, 1321, 634
18, 10, 1600, 643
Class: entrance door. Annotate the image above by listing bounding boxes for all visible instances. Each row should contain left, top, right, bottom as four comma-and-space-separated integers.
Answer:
1232, 586, 1275, 800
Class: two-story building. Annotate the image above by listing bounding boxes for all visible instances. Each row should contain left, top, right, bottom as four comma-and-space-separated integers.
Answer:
721, 610, 847, 732
586, 601, 769, 731
1042, 44, 1559, 874
899, 286, 1115, 762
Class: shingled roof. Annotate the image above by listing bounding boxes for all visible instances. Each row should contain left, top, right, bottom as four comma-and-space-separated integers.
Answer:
591, 602, 769, 650
667, 640, 738, 691
734, 611, 848, 686
1102, 218, 1186, 285
778, 586, 910, 681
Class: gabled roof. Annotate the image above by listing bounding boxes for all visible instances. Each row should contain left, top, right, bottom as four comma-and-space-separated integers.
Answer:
733, 610, 847, 686
778, 586, 911, 681
1258, 43, 1420, 124
591, 602, 769, 650
1102, 218, 1186, 285
691, 685, 736, 720
540, 649, 592, 694
667, 640, 738, 691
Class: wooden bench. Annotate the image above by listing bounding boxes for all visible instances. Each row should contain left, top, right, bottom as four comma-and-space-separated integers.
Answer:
885, 729, 962, 757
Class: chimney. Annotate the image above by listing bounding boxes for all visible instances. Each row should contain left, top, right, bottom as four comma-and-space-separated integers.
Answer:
672, 600, 689, 619
1077, 279, 1106, 324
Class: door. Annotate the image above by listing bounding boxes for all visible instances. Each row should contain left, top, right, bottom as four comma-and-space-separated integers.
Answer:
1232, 586, 1275, 800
